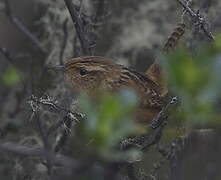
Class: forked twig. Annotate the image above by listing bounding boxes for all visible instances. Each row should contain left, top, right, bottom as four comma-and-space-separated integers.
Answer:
176, 0, 214, 41
28, 94, 79, 175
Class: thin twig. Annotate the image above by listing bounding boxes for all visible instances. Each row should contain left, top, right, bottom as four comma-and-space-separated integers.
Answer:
33, 112, 54, 176
29, 95, 83, 136
4, 0, 47, 54
64, 0, 91, 55
0, 47, 14, 62
120, 97, 178, 151
150, 97, 178, 129
181, 0, 192, 20
54, 113, 74, 153
29, 95, 83, 120
120, 122, 166, 152
47, 116, 69, 136
176, 0, 214, 41
157, 137, 184, 180
0, 142, 78, 168
29, 96, 55, 176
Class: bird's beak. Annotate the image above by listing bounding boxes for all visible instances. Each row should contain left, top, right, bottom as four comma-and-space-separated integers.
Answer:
47, 65, 66, 71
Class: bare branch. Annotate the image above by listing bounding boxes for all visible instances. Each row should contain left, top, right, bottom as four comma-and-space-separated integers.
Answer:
150, 97, 178, 129
28, 95, 83, 136
3, 0, 47, 54
0, 47, 14, 62
0, 142, 78, 168
63, 0, 91, 55
120, 97, 178, 152
176, 0, 215, 41
54, 113, 74, 153
120, 122, 166, 152
157, 138, 184, 180
29, 95, 71, 176
32, 112, 54, 176
29, 94, 83, 120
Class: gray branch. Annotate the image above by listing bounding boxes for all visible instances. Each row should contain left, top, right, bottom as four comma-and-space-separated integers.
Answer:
176, 0, 214, 41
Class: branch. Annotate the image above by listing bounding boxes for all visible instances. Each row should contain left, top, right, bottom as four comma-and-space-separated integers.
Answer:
150, 97, 178, 129
176, 0, 215, 41
63, 0, 91, 55
120, 97, 178, 151
120, 122, 166, 152
157, 137, 184, 180
28, 94, 80, 175
28, 95, 83, 136
3, 0, 47, 54
0, 47, 14, 62
54, 113, 74, 153
33, 112, 54, 176
0, 142, 79, 168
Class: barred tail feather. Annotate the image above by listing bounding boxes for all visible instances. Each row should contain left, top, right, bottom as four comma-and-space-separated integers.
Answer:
162, 23, 186, 52
146, 23, 186, 96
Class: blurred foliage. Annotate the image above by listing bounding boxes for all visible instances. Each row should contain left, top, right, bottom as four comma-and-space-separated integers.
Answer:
161, 35, 221, 127
78, 90, 142, 160
1, 67, 21, 86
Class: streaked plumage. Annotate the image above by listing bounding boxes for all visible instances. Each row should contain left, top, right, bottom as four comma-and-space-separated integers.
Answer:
64, 56, 165, 123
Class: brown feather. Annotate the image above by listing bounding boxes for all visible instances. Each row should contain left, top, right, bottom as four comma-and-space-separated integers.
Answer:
64, 56, 164, 124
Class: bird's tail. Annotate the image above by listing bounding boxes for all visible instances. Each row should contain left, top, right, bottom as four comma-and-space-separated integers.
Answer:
146, 22, 186, 96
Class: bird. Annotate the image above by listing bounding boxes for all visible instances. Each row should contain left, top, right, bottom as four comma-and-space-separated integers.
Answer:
51, 56, 165, 124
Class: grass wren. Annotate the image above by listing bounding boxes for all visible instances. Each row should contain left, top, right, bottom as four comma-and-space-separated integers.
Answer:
53, 56, 165, 124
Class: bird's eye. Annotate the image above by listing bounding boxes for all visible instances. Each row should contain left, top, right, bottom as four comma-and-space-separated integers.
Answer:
79, 69, 88, 76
